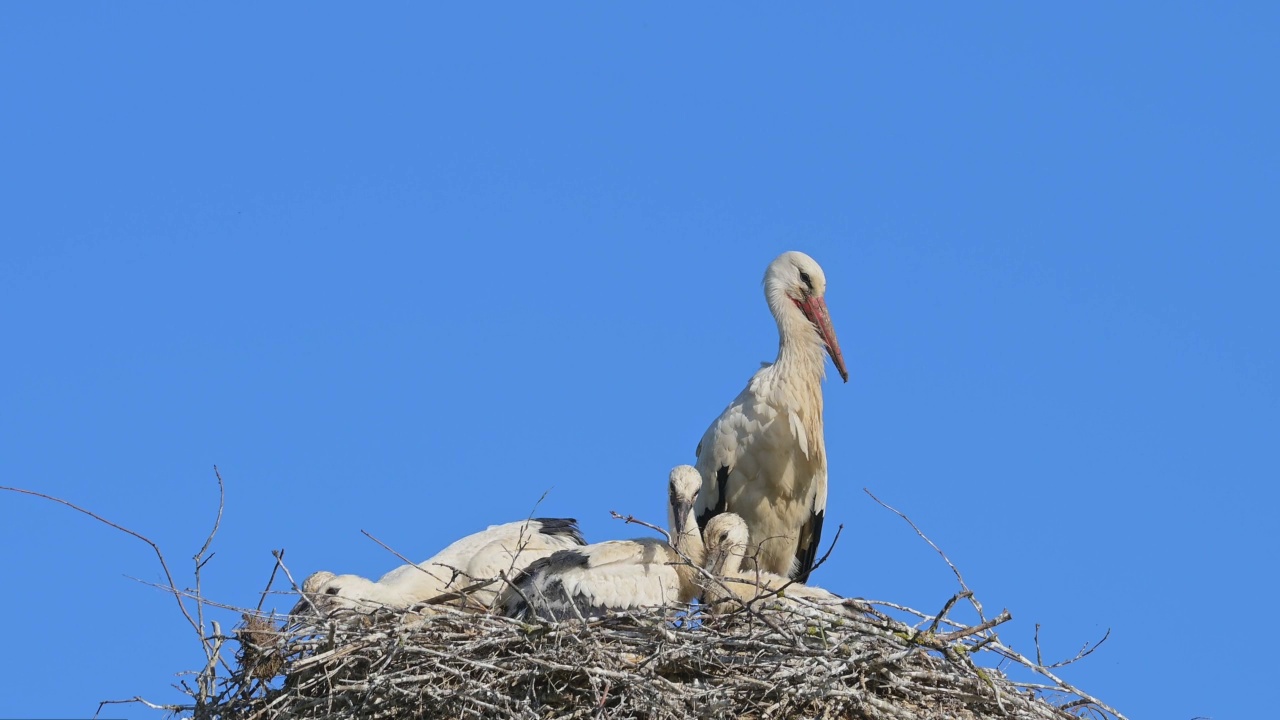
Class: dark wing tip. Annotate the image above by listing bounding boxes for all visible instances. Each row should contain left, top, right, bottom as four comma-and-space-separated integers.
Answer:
504, 555, 546, 593
502, 549, 594, 621
531, 517, 587, 546
502, 555, 551, 619
697, 465, 733, 531
793, 509, 826, 583
695, 508, 716, 531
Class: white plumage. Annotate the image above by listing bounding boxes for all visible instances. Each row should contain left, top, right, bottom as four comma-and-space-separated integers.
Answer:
293, 518, 585, 617
500, 466, 705, 621
699, 513, 856, 615
695, 250, 848, 581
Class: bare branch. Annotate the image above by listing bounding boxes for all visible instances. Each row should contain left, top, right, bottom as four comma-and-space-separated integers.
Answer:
809, 522, 845, 575
360, 528, 421, 569
609, 510, 671, 544
95, 696, 181, 718
1047, 627, 1112, 669
194, 466, 228, 668
0, 484, 199, 635
864, 488, 987, 622
256, 549, 285, 613
196, 465, 226, 562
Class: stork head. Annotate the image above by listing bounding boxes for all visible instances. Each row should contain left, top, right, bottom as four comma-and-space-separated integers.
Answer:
763, 251, 849, 382
290, 570, 336, 618
291, 572, 391, 617
667, 464, 702, 538
301, 570, 336, 595
702, 512, 751, 574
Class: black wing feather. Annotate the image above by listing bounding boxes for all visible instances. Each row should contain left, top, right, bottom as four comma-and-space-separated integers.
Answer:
792, 508, 825, 583
503, 548, 592, 620
531, 517, 586, 546
696, 465, 732, 531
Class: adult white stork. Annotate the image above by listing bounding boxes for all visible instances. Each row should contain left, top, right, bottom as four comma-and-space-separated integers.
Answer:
699, 513, 860, 616
499, 466, 705, 621
695, 250, 848, 582
292, 518, 585, 617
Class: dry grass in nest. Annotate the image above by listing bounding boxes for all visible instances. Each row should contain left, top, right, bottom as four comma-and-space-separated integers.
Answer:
236, 613, 286, 682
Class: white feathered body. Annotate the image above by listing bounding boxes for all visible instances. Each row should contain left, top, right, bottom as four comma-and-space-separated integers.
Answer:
500, 538, 685, 621
696, 354, 827, 578
695, 250, 844, 582
296, 518, 584, 616
501, 466, 705, 621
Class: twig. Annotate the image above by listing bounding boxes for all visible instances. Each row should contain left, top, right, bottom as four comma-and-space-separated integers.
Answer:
807, 522, 845, 576
1035, 623, 1044, 667
1047, 627, 1111, 669
194, 466, 228, 674
926, 590, 972, 635
609, 510, 672, 544
864, 488, 987, 622
360, 528, 421, 569
0, 484, 200, 635
257, 549, 285, 613
196, 466, 226, 561
95, 696, 181, 718
937, 609, 1012, 642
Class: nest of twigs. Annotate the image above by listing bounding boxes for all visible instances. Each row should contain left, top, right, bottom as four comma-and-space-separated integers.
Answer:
205, 587, 1119, 720
6, 474, 1124, 720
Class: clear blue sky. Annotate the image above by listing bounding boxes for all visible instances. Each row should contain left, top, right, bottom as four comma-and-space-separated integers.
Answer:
1, 4, 1275, 718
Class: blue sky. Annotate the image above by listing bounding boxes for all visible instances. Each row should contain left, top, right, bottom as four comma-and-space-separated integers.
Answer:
1, 4, 1275, 718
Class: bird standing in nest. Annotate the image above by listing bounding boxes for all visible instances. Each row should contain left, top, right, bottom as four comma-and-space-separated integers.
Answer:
694, 251, 849, 583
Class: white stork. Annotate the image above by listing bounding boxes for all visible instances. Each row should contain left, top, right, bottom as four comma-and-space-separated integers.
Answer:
695, 250, 848, 582
699, 513, 860, 616
499, 466, 705, 621
292, 517, 586, 617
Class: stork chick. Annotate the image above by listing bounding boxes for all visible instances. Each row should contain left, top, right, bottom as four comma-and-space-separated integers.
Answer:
700, 513, 859, 616
500, 466, 705, 621
292, 518, 585, 618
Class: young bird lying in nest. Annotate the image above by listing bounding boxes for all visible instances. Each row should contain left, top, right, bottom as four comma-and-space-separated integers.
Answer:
700, 512, 867, 618
292, 518, 586, 619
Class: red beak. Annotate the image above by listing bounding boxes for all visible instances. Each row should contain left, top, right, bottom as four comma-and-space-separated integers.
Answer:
796, 295, 849, 382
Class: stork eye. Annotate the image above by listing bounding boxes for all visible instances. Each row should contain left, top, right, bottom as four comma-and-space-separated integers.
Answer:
799, 271, 813, 290
325, 587, 340, 595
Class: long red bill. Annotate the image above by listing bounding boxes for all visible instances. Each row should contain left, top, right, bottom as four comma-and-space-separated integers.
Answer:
797, 295, 849, 382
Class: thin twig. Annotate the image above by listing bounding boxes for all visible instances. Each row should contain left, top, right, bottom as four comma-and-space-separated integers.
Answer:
257, 549, 285, 613
0, 484, 200, 635
609, 510, 672, 543
360, 528, 421, 569
864, 488, 987, 622
194, 466, 228, 673
1047, 627, 1111, 669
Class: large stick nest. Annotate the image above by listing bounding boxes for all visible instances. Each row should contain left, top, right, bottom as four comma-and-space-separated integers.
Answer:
212, 587, 1118, 720
4, 475, 1123, 720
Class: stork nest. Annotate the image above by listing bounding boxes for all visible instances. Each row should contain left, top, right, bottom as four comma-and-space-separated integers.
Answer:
196, 587, 1121, 720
